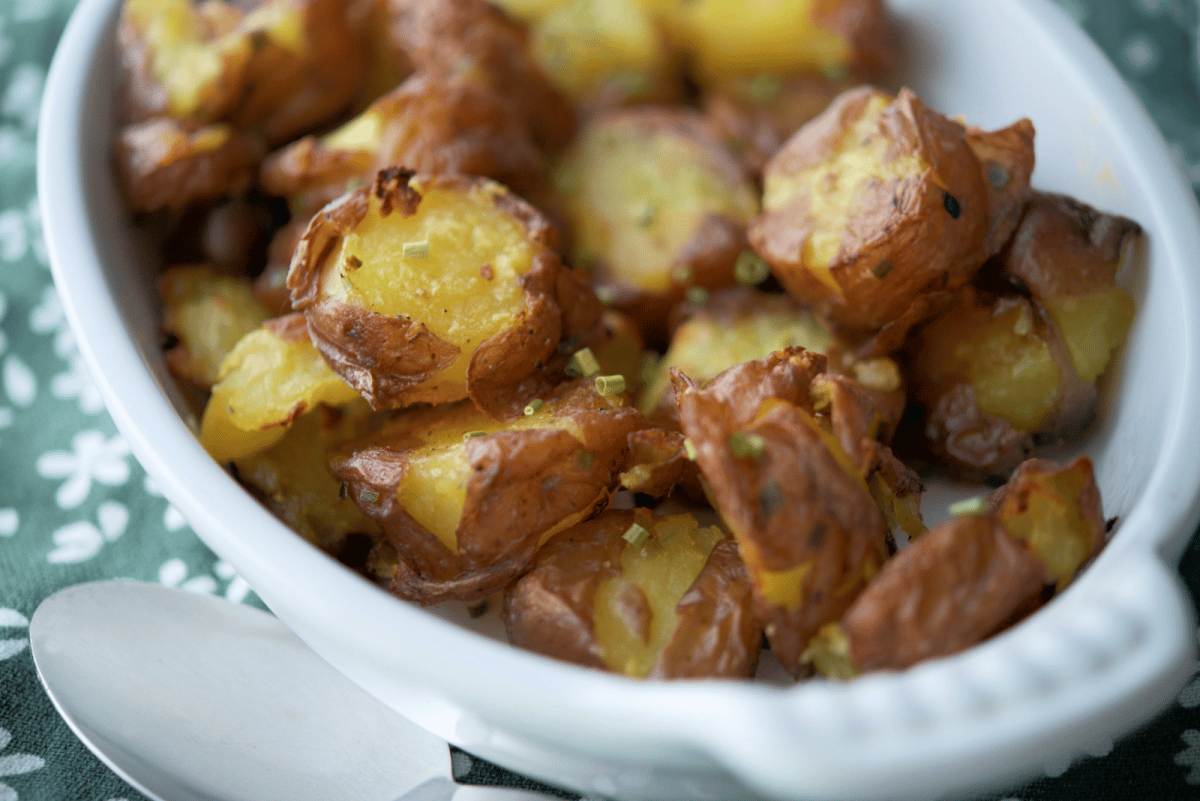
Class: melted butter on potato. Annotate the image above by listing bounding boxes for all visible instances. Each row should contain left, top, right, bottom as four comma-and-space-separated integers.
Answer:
320, 185, 534, 388
593, 514, 724, 677
201, 315, 360, 462
763, 92, 926, 292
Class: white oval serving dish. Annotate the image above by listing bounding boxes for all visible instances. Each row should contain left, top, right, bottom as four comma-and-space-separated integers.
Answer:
38, 0, 1200, 798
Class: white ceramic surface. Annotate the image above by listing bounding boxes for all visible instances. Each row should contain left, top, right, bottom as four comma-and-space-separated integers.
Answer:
37, 1, 1200, 799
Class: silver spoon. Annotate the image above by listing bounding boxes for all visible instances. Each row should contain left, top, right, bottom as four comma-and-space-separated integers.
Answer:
29, 580, 555, 801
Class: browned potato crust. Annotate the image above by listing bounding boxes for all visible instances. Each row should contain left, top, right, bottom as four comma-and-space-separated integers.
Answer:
120, 0, 368, 143
504, 510, 762, 678
673, 348, 894, 675
702, 72, 852, 177
331, 383, 649, 604
260, 70, 546, 219
384, 0, 576, 152
115, 118, 263, 214
749, 87, 1034, 350
807, 456, 1104, 677
288, 169, 591, 415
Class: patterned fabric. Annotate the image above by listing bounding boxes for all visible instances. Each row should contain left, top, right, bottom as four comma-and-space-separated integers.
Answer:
2, 0, 1199, 799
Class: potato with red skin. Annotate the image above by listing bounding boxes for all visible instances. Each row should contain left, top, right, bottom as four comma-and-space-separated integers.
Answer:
806, 456, 1105, 677
555, 108, 760, 347
504, 509, 762, 679
260, 71, 547, 220
749, 86, 1035, 351
119, 0, 368, 145
906, 192, 1139, 481
384, 0, 576, 153
287, 169, 606, 416
331, 383, 649, 604
115, 119, 264, 214
673, 348, 918, 675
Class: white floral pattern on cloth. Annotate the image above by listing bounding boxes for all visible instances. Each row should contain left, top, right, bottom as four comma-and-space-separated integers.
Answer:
0, 726, 43, 801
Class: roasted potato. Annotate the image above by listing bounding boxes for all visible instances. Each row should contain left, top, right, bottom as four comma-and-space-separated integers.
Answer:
806, 456, 1104, 677
159, 265, 273, 388
119, 0, 368, 145
667, 0, 898, 84
114, 118, 263, 214
200, 312, 361, 463
906, 193, 1139, 480
505, 509, 762, 678
702, 72, 852, 177
287, 169, 605, 415
748, 87, 1035, 349
260, 70, 546, 219
330, 382, 649, 604
384, 0, 576, 152
234, 401, 385, 553
673, 348, 918, 675
638, 287, 904, 434
528, 0, 683, 113
554, 108, 760, 345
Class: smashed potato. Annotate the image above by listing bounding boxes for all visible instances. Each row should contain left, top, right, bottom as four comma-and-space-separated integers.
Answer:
806, 456, 1103, 677
200, 313, 360, 463
505, 510, 761, 678
749, 86, 1035, 349
673, 349, 913, 675
555, 108, 760, 344
159, 266, 272, 388
288, 169, 590, 414
331, 383, 647, 604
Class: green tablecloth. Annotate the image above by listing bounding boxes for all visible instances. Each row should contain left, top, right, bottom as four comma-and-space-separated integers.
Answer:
3, 1, 1200, 799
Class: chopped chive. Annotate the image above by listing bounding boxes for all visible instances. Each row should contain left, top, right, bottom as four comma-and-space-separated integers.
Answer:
683, 438, 697, 461
565, 347, 601, 378
635, 202, 657, 228
524, 399, 545, 416
595, 286, 618, 306
402, 240, 429, 258
729, 431, 765, 459
622, 522, 650, 548
686, 286, 709, 305
359, 488, 380, 504
820, 62, 848, 82
638, 351, 660, 386
344, 254, 363, 270
576, 450, 595, 470
871, 258, 894, 279
595, 374, 626, 395
463, 430, 487, 440
735, 250, 771, 286
949, 496, 989, 517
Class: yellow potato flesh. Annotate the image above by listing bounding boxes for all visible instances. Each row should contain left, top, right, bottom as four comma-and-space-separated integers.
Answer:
531, 0, 663, 101
803, 622, 859, 679
594, 515, 724, 677
638, 307, 833, 416
492, 0, 574, 23
161, 268, 271, 386
201, 326, 361, 462
1045, 289, 1135, 383
321, 107, 385, 154
563, 124, 758, 294
322, 187, 534, 389
234, 403, 381, 548
999, 465, 1095, 589
918, 302, 1060, 432
763, 93, 926, 293
394, 398, 590, 554
679, 0, 848, 80
126, 0, 249, 119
